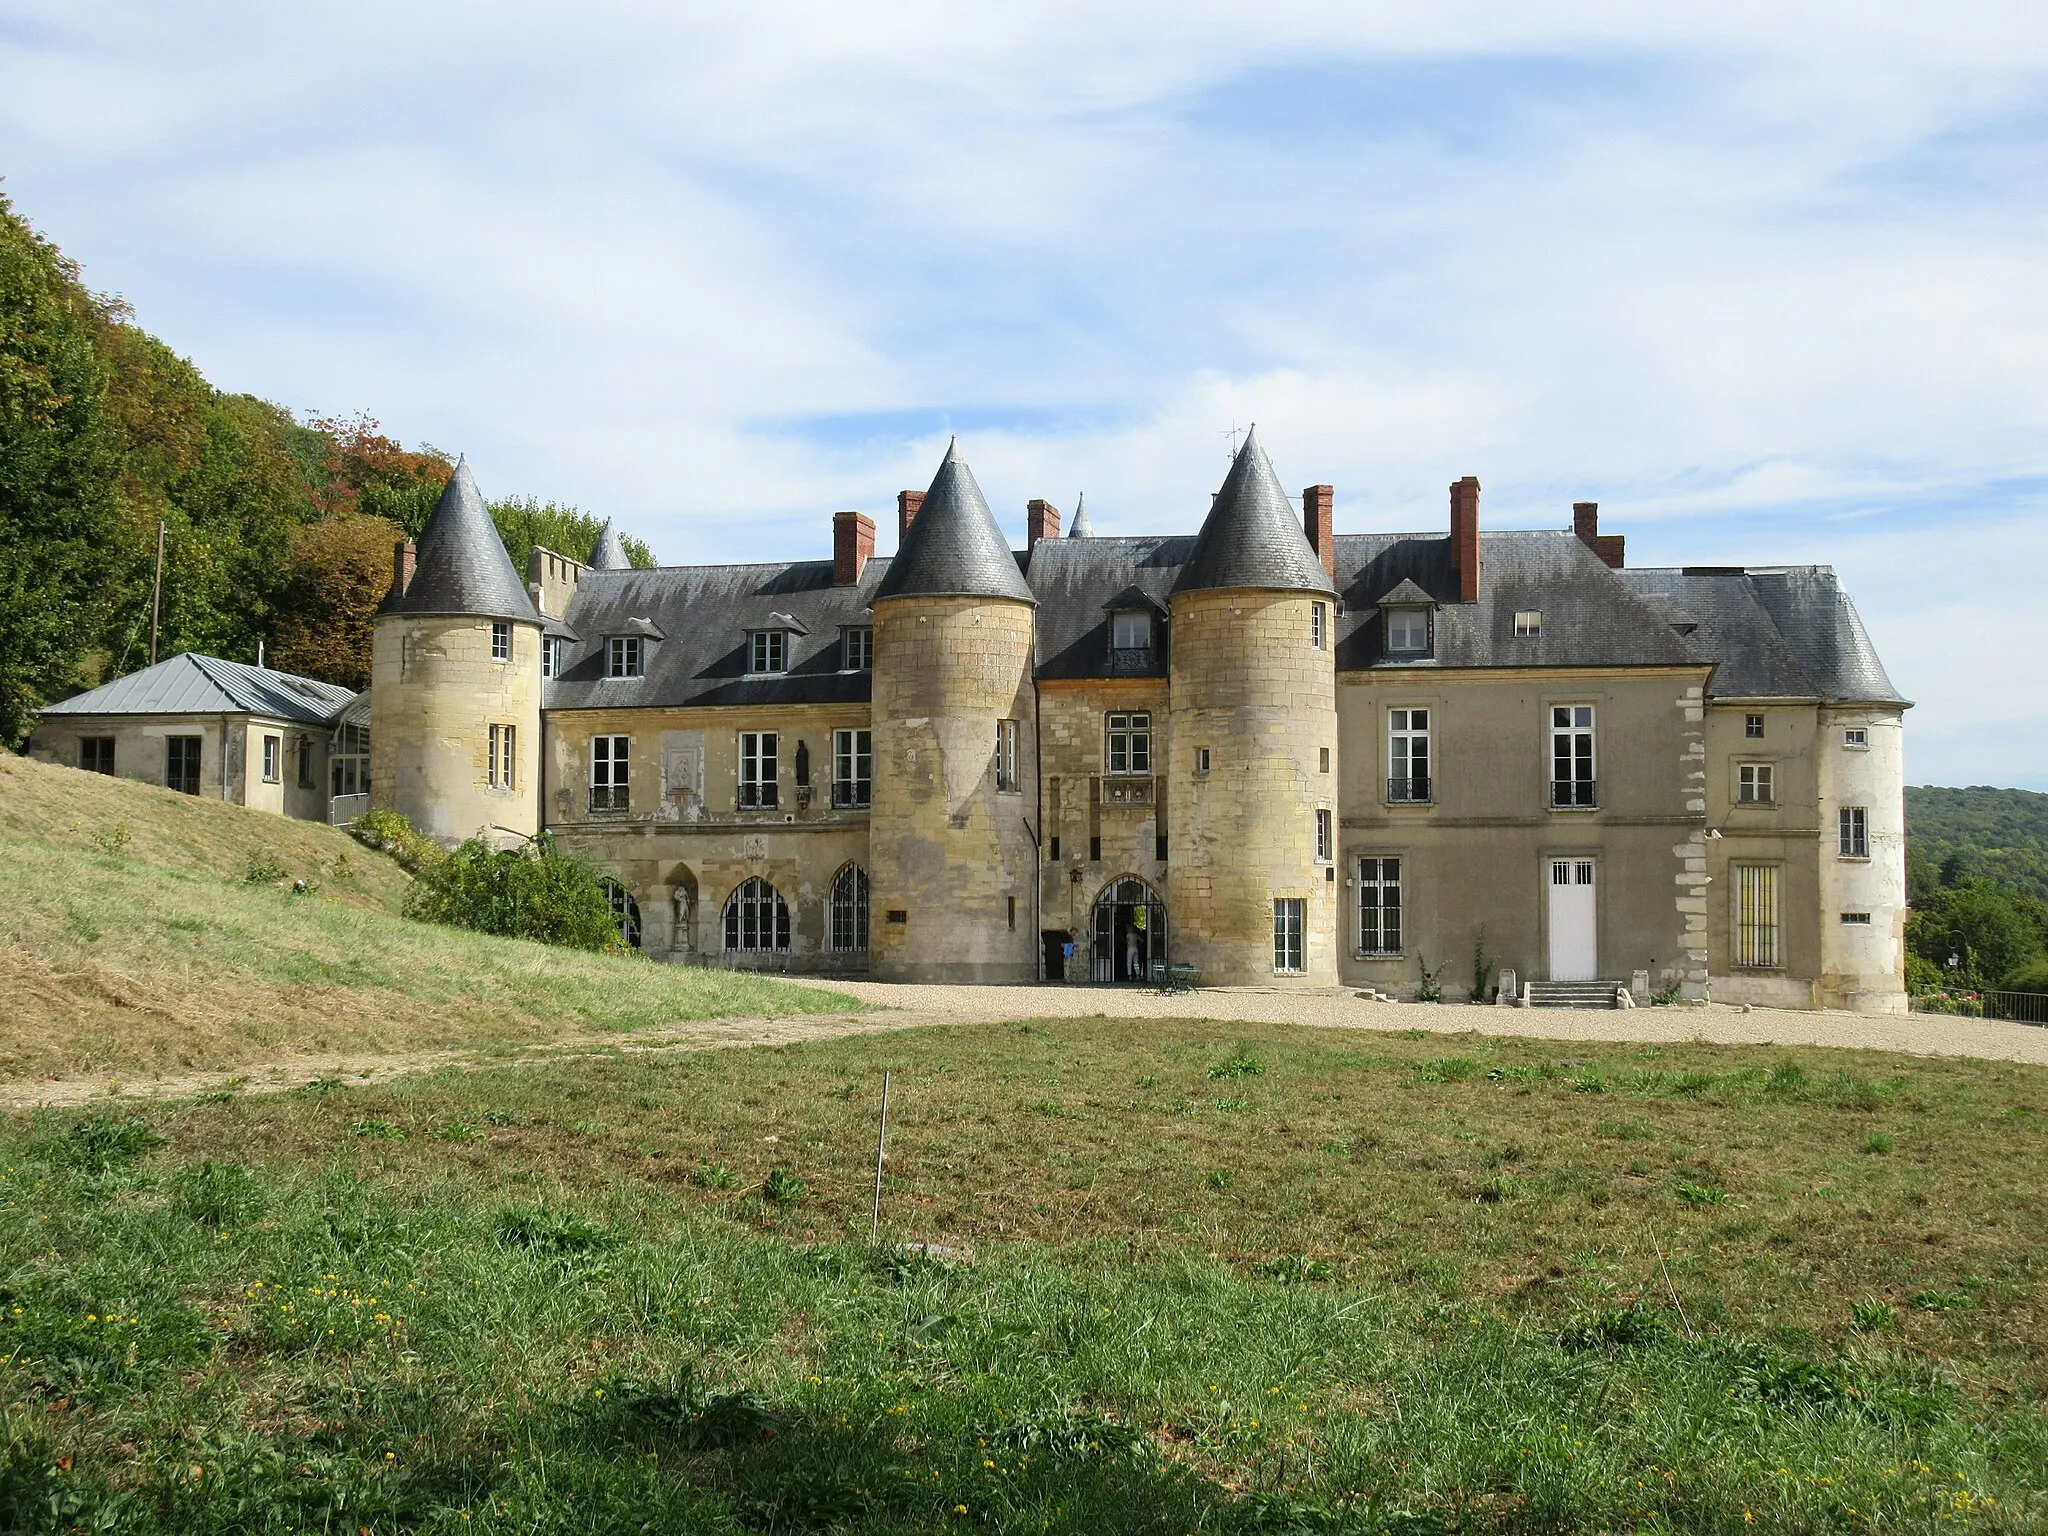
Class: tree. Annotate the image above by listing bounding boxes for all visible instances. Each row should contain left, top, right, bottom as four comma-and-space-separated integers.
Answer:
270, 514, 406, 690
0, 192, 122, 747
488, 496, 653, 574
1906, 883, 2048, 991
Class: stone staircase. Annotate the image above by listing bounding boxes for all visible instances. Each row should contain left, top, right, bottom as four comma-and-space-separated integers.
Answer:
1526, 980, 1626, 1010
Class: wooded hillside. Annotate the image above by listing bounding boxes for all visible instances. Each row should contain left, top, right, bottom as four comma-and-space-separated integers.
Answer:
0, 193, 649, 747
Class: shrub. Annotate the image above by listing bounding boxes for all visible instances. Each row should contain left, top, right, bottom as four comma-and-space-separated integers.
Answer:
2003, 955, 2048, 993
346, 807, 443, 875
404, 832, 627, 952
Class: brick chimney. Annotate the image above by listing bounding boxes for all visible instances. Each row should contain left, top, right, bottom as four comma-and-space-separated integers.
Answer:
1026, 499, 1062, 550
1302, 484, 1335, 582
896, 490, 924, 545
1572, 501, 1626, 569
391, 539, 416, 599
1448, 477, 1480, 603
833, 510, 875, 584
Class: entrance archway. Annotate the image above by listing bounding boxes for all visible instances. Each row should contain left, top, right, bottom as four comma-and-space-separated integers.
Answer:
1092, 876, 1165, 983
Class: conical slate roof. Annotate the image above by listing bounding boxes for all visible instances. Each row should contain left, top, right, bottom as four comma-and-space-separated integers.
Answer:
380, 460, 538, 623
1066, 492, 1094, 538
872, 440, 1034, 605
588, 519, 631, 570
1171, 427, 1336, 596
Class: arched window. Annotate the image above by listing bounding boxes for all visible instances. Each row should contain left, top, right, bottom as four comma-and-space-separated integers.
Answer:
723, 877, 790, 952
829, 864, 869, 953
601, 878, 642, 949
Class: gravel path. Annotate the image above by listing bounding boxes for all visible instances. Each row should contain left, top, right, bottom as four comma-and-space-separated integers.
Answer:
787, 978, 2048, 1066
7, 982, 2041, 1111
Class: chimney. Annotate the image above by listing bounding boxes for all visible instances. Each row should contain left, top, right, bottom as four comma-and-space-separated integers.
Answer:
391, 539, 416, 599
1026, 498, 1062, 550
896, 490, 925, 545
1448, 477, 1480, 603
1572, 500, 1626, 569
833, 510, 875, 585
1302, 484, 1335, 582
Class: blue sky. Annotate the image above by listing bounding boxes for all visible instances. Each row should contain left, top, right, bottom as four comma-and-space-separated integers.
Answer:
5, 2, 2046, 786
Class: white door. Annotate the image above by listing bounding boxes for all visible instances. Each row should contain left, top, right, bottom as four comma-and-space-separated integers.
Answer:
1548, 859, 1598, 981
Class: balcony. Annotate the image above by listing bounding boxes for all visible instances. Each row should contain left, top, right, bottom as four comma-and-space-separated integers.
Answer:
737, 784, 780, 811
588, 785, 630, 814
831, 780, 872, 810
1106, 645, 1157, 676
1387, 776, 1431, 804
1550, 778, 1598, 809
1102, 776, 1153, 806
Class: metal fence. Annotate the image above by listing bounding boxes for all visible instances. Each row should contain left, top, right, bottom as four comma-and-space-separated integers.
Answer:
1912, 989, 2048, 1025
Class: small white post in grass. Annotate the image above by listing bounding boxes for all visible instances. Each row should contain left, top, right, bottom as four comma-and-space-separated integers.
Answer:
870, 1069, 892, 1245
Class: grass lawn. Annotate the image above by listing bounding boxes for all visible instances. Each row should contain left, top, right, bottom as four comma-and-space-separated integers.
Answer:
3, 1018, 2043, 1532
0, 754, 851, 1080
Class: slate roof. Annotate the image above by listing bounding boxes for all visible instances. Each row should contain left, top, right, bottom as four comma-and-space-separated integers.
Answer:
587, 520, 631, 571
1331, 530, 1702, 672
379, 460, 540, 624
872, 442, 1035, 606
1066, 493, 1095, 538
37, 653, 357, 724
1029, 536, 1192, 681
1617, 566, 1908, 703
1173, 427, 1336, 597
548, 559, 891, 709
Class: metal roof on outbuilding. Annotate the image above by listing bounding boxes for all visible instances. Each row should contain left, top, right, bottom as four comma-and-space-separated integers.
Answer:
36, 653, 358, 724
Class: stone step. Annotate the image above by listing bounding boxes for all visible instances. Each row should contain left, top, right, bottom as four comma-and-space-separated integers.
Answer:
1527, 981, 1623, 1010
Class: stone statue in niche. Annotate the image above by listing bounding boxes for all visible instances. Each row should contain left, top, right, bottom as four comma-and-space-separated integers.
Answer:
673, 886, 694, 951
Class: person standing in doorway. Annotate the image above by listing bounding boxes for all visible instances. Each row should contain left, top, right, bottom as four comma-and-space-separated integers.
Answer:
1125, 925, 1142, 983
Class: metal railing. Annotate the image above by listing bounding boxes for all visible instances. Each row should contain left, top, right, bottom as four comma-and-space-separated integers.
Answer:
1550, 778, 1598, 809
1388, 776, 1431, 803
1107, 646, 1157, 675
1988, 989, 2048, 1025
588, 785, 629, 813
737, 784, 779, 810
830, 780, 871, 809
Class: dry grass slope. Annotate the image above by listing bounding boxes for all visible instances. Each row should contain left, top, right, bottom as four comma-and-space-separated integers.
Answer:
0, 753, 852, 1081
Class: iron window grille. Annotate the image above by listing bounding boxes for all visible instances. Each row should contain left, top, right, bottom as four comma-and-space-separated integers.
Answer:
1838, 806, 1869, 859
830, 864, 870, 952
1357, 856, 1402, 955
739, 732, 778, 808
1106, 712, 1151, 776
589, 734, 628, 811
996, 719, 1021, 793
724, 877, 791, 951
1273, 898, 1306, 974
1735, 864, 1779, 967
1388, 708, 1430, 802
607, 636, 644, 678
832, 729, 872, 808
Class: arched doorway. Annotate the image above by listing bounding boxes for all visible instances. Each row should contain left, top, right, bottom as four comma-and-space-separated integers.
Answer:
601, 879, 642, 949
1093, 876, 1165, 983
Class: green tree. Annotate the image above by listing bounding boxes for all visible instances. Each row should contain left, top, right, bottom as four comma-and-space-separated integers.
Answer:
1906, 884, 2048, 990
488, 496, 653, 574
0, 193, 122, 747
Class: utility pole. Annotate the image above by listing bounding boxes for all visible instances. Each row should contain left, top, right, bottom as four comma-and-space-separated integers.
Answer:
148, 520, 166, 666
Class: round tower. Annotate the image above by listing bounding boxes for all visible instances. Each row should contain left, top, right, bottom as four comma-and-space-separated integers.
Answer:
1166, 428, 1340, 986
868, 441, 1039, 983
369, 460, 543, 846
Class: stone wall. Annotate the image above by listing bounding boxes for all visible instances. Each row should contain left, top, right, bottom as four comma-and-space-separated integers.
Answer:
1816, 704, 1909, 1013
370, 615, 541, 845
27, 712, 331, 823
1167, 589, 1339, 986
1333, 666, 1710, 999
868, 595, 1039, 983
1035, 678, 1171, 962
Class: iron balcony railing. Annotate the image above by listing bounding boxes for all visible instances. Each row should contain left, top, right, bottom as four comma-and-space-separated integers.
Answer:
831, 780, 872, 809
588, 785, 629, 813
1388, 776, 1431, 803
737, 784, 779, 810
1106, 645, 1157, 676
1550, 778, 1598, 809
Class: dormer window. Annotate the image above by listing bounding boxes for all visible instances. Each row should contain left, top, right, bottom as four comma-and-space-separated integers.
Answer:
1514, 611, 1542, 637
1111, 611, 1151, 651
1386, 609, 1428, 653
842, 626, 873, 671
749, 630, 789, 674
607, 636, 644, 678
